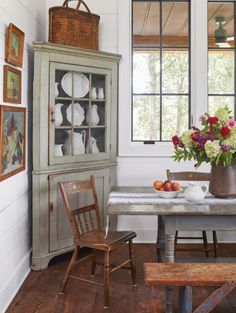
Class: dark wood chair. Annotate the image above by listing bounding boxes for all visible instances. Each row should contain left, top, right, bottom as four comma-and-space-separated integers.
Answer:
59, 176, 136, 309
166, 169, 218, 257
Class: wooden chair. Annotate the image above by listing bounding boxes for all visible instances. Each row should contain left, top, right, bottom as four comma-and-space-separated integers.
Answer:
144, 262, 236, 313
166, 170, 218, 257
59, 176, 137, 309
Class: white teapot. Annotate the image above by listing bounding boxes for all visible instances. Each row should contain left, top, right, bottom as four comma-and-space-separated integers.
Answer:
184, 183, 208, 202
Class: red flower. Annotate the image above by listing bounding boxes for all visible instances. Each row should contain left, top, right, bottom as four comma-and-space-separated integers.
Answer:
220, 126, 231, 137
190, 131, 200, 141
172, 135, 179, 145
207, 117, 218, 125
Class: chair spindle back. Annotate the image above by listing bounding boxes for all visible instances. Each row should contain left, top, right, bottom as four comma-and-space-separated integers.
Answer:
59, 176, 102, 243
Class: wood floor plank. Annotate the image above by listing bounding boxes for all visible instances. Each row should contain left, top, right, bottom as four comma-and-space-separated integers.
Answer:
5, 244, 236, 313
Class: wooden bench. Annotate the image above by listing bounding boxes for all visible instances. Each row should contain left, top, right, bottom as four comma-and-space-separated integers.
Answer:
144, 263, 236, 313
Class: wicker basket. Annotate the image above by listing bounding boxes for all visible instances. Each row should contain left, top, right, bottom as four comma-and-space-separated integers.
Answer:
49, 0, 100, 50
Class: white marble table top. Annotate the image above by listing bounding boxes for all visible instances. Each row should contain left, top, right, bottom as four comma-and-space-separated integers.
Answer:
107, 187, 236, 216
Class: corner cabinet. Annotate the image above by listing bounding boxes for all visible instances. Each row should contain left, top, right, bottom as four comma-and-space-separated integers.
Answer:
32, 42, 120, 270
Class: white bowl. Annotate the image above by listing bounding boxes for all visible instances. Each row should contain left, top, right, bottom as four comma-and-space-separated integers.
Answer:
154, 189, 181, 199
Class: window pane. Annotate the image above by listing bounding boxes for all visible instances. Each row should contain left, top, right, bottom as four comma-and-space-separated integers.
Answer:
208, 51, 234, 94
208, 2, 234, 49
208, 96, 234, 116
133, 1, 160, 47
133, 95, 160, 141
162, 96, 189, 140
133, 51, 160, 94
162, 2, 189, 47
162, 50, 189, 93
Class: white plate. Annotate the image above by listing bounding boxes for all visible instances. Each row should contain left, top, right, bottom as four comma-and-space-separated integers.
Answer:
61, 72, 89, 98
66, 102, 85, 126
154, 189, 181, 199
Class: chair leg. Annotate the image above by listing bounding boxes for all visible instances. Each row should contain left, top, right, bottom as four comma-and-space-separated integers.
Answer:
103, 251, 110, 309
128, 240, 137, 286
213, 231, 218, 258
60, 246, 79, 294
91, 250, 97, 277
202, 231, 209, 257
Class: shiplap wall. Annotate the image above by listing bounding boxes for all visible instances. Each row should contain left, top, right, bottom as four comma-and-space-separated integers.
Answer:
47, 0, 119, 53
0, 1, 47, 313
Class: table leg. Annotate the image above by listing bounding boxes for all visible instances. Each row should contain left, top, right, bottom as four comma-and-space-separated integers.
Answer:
165, 233, 176, 313
156, 216, 165, 262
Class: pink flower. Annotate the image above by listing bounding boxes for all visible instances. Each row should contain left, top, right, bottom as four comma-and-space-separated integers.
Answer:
199, 114, 207, 122
227, 118, 236, 128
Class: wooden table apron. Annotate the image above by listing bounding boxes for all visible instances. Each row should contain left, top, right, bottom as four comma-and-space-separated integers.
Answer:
107, 187, 236, 313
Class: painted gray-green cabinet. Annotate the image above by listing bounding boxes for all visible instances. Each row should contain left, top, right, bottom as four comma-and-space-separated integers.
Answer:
32, 42, 120, 270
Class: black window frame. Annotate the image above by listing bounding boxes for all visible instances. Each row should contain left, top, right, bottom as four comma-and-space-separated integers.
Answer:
131, 0, 191, 143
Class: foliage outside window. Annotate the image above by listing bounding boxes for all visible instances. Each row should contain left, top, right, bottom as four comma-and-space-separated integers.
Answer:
132, 0, 190, 142
208, 1, 235, 117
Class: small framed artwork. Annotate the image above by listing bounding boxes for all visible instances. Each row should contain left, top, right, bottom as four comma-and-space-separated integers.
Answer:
0, 105, 26, 181
5, 23, 25, 67
3, 65, 22, 104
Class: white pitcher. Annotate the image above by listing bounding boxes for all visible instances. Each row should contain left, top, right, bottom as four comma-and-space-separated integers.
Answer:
86, 136, 99, 154
184, 183, 208, 202
86, 104, 100, 126
55, 82, 59, 97
73, 130, 86, 155
54, 103, 63, 126
54, 144, 63, 157
64, 130, 86, 155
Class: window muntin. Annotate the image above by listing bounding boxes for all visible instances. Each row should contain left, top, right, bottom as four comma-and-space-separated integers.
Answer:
208, 1, 235, 116
132, 0, 190, 142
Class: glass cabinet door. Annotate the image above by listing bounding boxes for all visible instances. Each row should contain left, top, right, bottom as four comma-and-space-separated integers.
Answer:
49, 63, 111, 165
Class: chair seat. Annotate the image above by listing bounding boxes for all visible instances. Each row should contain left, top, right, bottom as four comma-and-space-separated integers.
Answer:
79, 230, 137, 251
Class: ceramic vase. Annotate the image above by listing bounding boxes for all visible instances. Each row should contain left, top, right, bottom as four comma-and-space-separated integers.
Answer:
91, 87, 97, 99
54, 103, 63, 126
209, 163, 236, 198
97, 87, 104, 100
86, 104, 100, 126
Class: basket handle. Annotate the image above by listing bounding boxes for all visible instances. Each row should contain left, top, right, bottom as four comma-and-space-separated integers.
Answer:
62, 0, 93, 18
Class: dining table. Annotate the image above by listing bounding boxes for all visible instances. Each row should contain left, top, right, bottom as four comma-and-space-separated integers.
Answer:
107, 186, 236, 313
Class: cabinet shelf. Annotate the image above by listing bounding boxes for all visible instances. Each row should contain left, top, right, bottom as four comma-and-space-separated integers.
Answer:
55, 125, 106, 129
55, 97, 106, 102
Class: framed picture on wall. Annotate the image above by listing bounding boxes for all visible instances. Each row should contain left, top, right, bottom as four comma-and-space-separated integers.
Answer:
0, 105, 26, 181
3, 65, 22, 104
5, 23, 25, 68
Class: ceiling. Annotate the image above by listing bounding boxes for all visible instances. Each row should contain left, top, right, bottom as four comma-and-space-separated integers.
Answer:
133, 1, 234, 47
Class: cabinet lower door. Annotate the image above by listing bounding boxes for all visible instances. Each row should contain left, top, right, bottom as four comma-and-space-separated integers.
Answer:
49, 169, 109, 252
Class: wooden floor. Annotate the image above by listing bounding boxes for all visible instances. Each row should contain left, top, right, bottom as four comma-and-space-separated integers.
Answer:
6, 244, 236, 313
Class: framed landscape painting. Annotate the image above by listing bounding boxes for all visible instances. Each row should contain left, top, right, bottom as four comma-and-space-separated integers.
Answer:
3, 65, 22, 104
5, 23, 25, 67
0, 105, 26, 181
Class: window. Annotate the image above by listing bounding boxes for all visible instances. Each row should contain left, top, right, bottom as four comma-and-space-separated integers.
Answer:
132, 0, 190, 142
208, 1, 235, 117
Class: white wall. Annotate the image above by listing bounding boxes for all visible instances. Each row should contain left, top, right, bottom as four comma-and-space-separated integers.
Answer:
47, 0, 119, 53
0, 1, 47, 313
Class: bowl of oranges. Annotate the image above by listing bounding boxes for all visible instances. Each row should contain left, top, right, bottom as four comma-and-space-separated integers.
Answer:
153, 180, 181, 198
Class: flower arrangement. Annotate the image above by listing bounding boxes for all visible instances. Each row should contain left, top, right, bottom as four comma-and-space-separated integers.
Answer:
172, 107, 236, 167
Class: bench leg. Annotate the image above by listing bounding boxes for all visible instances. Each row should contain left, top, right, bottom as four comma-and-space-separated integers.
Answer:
178, 286, 192, 313
193, 281, 236, 313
